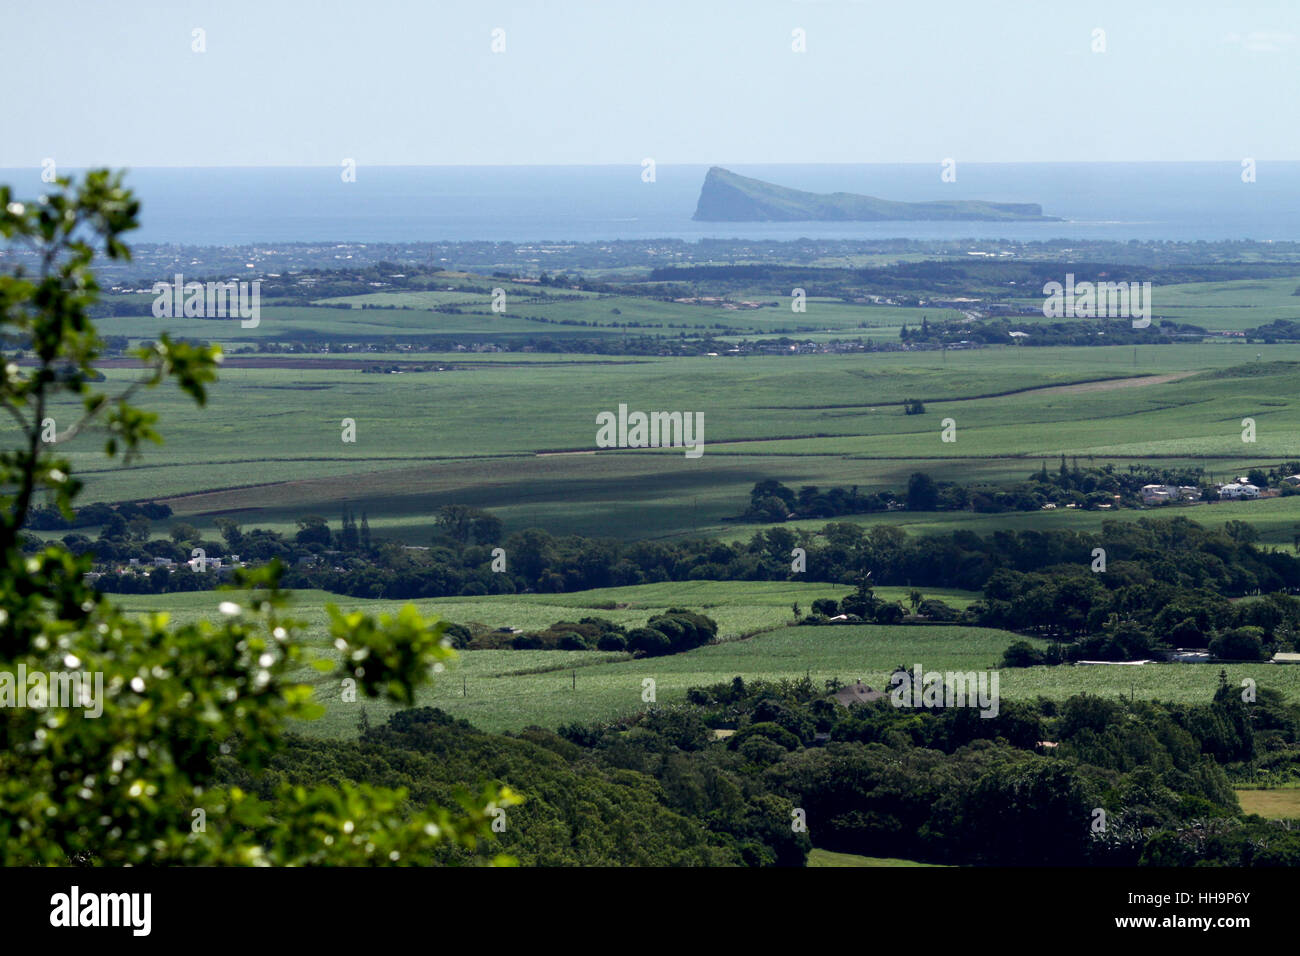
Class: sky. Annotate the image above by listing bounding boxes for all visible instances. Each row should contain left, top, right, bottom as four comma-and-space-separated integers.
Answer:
3, 0, 1298, 167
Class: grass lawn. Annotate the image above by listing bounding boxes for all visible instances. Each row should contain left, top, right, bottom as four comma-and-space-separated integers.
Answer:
806, 848, 942, 867
1235, 786, 1300, 819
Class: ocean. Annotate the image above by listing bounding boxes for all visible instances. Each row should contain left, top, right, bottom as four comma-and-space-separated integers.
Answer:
3, 163, 1297, 245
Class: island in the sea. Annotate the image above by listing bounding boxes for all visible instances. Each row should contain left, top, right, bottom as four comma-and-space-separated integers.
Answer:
692, 167, 1059, 222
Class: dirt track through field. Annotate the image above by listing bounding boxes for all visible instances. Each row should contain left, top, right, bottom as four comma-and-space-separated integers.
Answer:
756, 371, 1200, 412
1030, 372, 1195, 395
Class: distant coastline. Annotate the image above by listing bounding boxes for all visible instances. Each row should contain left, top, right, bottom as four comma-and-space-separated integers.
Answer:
2, 163, 1295, 244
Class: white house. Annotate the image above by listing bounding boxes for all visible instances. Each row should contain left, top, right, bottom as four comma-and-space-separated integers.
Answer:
1219, 482, 1261, 499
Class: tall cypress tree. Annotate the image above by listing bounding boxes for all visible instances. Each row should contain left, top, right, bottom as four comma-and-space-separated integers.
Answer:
340, 506, 359, 551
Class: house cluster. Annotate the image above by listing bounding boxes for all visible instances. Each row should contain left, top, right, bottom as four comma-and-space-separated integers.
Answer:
1140, 484, 1203, 504
1140, 479, 1276, 504
1218, 481, 1262, 500
1087, 649, 1300, 665
671, 296, 765, 310
116, 554, 243, 577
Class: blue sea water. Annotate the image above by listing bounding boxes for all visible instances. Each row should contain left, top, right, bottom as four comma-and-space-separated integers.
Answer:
3, 163, 1297, 245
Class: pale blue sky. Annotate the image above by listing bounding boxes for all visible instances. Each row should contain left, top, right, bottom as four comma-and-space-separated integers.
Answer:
3, 0, 1297, 166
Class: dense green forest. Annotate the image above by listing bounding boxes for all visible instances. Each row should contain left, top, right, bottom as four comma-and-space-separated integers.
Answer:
246, 673, 1300, 866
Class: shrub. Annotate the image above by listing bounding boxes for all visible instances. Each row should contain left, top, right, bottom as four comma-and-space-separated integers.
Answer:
874, 603, 905, 625
1001, 640, 1046, 668
648, 610, 717, 652
579, 616, 623, 634
1168, 616, 1207, 648
556, 632, 589, 651
596, 632, 628, 652
647, 616, 687, 649
918, 598, 959, 622
840, 593, 880, 618
731, 721, 801, 752
737, 736, 788, 765
1210, 626, 1267, 662
443, 622, 472, 649
627, 627, 672, 657
811, 598, 839, 617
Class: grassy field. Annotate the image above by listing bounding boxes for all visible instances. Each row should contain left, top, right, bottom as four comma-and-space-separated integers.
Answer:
1007, 276, 1300, 332
1235, 786, 1300, 819
25, 341, 1300, 545
114, 581, 978, 647
95, 287, 957, 346
806, 849, 942, 867
112, 584, 1300, 737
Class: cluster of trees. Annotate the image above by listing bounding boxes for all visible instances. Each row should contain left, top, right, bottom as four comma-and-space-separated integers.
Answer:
1246, 319, 1300, 342
798, 585, 958, 626
241, 706, 807, 866
26, 498, 172, 531
50, 508, 379, 591
252, 670, 1300, 867
985, 561, 1300, 663
624, 609, 718, 657
248, 332, 743, 358
791, 548, 1294, 663
742, 462, 1243, 523
509, 616, 629, 651
450, 610, 717, 656
743, 478, 900, 522
673, 672, 1300, 864
435, 504, 502, 547
902, 317, 1192, 347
